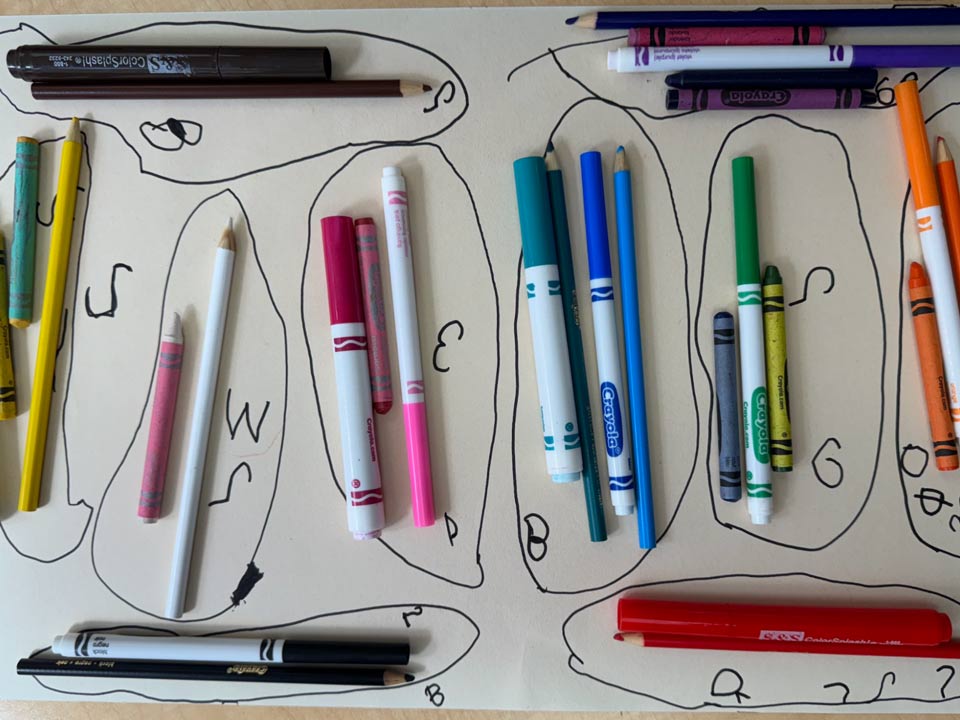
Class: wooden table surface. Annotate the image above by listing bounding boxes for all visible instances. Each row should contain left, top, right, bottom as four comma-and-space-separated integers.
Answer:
1, 0, 957, 718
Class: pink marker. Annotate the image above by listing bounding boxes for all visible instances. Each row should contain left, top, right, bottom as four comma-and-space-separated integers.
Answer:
628, 25, 826, 47
138, 311, 183, 523
381, 166, 435, 528
320, 215, 386, 540
355, 218, 393, 415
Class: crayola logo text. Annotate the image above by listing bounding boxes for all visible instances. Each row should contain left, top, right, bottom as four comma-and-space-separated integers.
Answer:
721, 89, 790, 107
751, 387, 770, 463
600, 382, 624, 457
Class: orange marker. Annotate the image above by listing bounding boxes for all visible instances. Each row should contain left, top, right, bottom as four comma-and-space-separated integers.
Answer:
896, 80, 960, 437
936, 136, 960, 299
909, 262, 959, 471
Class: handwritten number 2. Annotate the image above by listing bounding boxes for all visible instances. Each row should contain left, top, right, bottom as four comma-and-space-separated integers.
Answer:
402, 606, 423, 628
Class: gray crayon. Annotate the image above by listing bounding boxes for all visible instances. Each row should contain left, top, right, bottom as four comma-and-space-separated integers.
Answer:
713, 311, 742, 501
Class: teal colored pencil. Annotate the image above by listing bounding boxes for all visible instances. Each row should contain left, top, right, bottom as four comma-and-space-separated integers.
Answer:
11, 136, 40, 328
545, 143, 607, 543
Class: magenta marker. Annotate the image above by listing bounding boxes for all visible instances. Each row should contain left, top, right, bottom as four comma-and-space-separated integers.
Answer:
138, 311, 183, 523
355, 218, 393, 415
629, 26, 825, 47
668, 87, 878, 111
321, 215, 386, 540
381, 166, 436, 528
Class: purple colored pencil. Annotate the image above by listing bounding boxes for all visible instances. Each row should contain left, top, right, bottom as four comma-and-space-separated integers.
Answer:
667, 87, 878, 111
138, 312, 184, 523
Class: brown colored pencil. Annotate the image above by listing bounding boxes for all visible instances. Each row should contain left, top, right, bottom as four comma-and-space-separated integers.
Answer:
31, 79, 432, 100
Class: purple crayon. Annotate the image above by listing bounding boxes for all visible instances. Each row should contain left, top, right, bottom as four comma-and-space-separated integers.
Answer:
667, 87, 878, 111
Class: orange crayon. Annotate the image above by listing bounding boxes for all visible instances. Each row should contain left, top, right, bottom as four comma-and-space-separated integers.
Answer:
936, 137, 960, 301
909, 262, 959, 471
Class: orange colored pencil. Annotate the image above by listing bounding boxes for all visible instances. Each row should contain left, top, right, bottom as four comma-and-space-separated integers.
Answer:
937, 136, 960, 300
909, 261, 959, 471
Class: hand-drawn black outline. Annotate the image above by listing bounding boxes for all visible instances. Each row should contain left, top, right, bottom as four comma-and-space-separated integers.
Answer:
872, 671, 896, 701
225, 388, 270, 442
788, 266, 836, 307
522, 513, 549, 563
812, 438, 844, 489
84, 263, 133, 319
710, 669, 750, 704
901, 444, 931, 479
301, 142, 493, 590
423, 80, 455, 114
895, 100, 960, 560
30, 603, 479, 703
37, 186, 86, 228
0, 131, 93, 562
0, 20, 469, 186
139, 118, 203, 152
937, 665, 956, 699
698, 116, 884, 550
208, 462, 253, 507
443, 513, 458, 547
562, 571, 960, 709
432, 319, 464, 373
85, 188, 288, 623
823, 682, 850, 703
401, 606, 423, 628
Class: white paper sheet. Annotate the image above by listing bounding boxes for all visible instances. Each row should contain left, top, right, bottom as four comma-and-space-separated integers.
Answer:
1, 5, 960, 711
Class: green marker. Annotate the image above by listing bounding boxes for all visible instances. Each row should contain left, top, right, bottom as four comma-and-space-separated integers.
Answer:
11, 136, 39, 328
732, 156, 772, 524
545, 143, 606, 543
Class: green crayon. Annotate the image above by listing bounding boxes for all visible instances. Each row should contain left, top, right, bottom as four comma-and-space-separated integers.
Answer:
762, 264, 792, 471
11, 136, 40, 328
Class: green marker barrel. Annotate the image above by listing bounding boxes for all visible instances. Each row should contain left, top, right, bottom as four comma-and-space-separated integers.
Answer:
11, 136, 39, 328
732, 156, 772, 524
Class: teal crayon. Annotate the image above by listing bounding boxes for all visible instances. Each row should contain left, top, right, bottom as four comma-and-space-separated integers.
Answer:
11, 136, 39, 328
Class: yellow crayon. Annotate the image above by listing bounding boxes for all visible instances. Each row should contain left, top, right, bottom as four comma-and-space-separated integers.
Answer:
19, 118, 82, 512
0, 236, 16, 420
762, 264, 792, 472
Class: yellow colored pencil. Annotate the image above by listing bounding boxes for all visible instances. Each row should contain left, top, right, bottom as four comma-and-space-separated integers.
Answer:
0, 234, 16, 420
19, 118, 82, 512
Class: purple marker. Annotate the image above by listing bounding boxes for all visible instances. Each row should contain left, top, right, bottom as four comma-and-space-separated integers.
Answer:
667, 87, 878, 111
608, 44, 960, 73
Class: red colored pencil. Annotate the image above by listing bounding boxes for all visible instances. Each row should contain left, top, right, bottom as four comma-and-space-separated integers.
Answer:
615, 632, 960, 658
617, 598, 952, 646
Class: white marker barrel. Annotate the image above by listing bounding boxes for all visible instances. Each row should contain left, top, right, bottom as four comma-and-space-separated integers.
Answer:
737, 290, 772, 524
55, 633, 284, 663
526, 264, 583, 482
608, 45, 853, 72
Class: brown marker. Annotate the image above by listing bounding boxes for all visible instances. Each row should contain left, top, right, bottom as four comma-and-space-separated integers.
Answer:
7, 45, 331, 82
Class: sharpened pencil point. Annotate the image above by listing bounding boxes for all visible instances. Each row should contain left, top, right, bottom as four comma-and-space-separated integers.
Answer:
219, 224, 236, 251
544, 142, 559, 172
565, 15, 577, 24
385, 671, 413, 686
937, 136, 953, 164
65, 117, 80, 144
404, 673, 415, 682
546, 140, 555, 152
614, 146, 628, 173
613, 633, 624, 641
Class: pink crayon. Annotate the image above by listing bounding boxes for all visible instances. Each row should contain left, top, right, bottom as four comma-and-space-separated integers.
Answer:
628, 25, 826, 47
138, 311, 183, 523
355, 218, 393, 415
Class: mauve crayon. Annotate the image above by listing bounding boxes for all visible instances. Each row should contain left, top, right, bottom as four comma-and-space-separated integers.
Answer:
355, 218, 393, 415
665, 68, 878, 90
629, 26, 825, 47
667, 87, 877, 111
7, 45, 332, 82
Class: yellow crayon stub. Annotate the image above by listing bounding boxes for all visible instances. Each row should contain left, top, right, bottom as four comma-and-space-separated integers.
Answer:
762, 264, 792, 471
0, 236, 16, 420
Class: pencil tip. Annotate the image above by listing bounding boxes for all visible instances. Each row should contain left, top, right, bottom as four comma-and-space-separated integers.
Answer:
617, 145, 625, 153
66, 117, 80, 143
937, 136, 953, 163
404, 673, 415, 682
423, 84, 432, 92
565, 16, 577, 24
546, 140, 555, 152
613, 633, 624, 642
219, 223, 236, 251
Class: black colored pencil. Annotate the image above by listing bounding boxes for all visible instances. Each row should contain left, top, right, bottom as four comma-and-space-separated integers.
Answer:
17, 658, 415, 686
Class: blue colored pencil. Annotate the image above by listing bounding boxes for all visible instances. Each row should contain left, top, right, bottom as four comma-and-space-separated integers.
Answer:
613, 146, 656, 549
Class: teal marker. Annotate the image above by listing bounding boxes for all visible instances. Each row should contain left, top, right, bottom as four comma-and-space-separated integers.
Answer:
732, 156, 772, 524
513, 155, 583, 483
11, 136, 40, 328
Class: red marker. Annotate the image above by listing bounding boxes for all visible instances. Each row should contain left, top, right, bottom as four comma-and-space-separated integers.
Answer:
617, 598, 952, 646
321, 215, 386, 540
355, 218, 393, 414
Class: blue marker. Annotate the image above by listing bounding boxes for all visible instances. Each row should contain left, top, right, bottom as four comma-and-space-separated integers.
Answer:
613, 146, 656, 548
580, 151, 635, 516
